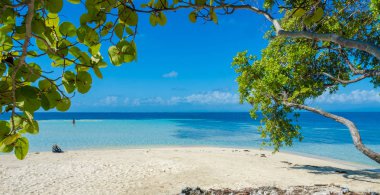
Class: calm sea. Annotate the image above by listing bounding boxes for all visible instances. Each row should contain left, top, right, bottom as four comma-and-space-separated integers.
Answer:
1, 112, 379, 166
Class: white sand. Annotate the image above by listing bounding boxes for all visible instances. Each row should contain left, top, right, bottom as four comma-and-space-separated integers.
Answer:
0, 147, 379, 194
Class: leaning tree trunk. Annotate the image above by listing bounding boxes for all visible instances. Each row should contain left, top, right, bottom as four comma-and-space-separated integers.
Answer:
286, 103, 380, 164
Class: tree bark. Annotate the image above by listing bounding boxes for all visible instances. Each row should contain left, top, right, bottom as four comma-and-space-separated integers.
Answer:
286, 103, 380, 164
276, 30, 380, 61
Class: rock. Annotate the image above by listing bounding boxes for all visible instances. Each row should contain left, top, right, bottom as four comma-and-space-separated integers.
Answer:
341, 187, 349, 194
180, 187, 204, 195
52, 144, 64, 153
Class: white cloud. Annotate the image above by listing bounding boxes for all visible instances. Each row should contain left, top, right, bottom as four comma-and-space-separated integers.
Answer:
182, 91, 239, 105
99, 96, 119, 106
119, 90, 240, 107
162, 71, 178, 78
315, 90, 380, 104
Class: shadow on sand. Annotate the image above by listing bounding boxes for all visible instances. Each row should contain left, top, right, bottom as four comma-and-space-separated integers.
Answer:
287, 163, 380, 184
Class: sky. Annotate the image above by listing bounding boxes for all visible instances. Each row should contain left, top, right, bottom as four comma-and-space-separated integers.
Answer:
35, 1, 380, 112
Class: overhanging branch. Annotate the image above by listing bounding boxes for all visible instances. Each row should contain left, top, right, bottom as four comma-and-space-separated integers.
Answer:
285, 102, 380, 163
276, 30, 380, 61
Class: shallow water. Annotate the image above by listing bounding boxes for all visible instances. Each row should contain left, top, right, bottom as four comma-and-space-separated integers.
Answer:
2, 112, 379, 166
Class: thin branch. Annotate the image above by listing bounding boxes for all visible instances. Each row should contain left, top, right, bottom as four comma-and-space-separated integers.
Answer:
10, 0, 35, 133
322, 72, 369, 84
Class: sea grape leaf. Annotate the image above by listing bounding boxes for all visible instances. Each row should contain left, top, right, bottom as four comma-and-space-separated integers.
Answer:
14, 137, 29, 160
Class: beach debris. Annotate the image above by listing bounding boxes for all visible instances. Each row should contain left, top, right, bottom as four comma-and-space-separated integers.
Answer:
243, 149, 250, 152
341, 187, 350, 194
180, 187, 204, 195
52, 144, 64, 153
178, 185, 369, 195
260, 154, 267, 158
281, 161, 292, 165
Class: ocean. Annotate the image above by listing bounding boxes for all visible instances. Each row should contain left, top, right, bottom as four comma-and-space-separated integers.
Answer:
1, 112, 379, 166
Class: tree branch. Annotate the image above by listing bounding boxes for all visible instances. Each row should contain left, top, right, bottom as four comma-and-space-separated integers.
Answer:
143, 2, 380, 61
322, 72, 369, 84
276, 30, 380, 61
285, 102, 380, 163
10, 0, 35, 132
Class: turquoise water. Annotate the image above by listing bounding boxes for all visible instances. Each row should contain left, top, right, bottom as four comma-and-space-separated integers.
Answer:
13, 112, 380, 166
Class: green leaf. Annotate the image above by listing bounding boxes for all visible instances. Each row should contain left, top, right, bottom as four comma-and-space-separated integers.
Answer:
90, 43, 101, 56
93, 66, 103, 79
80, 14, 90, 25
14, 137, 29, 160
23, 98, 41, 113
25, 120, 39, 134
210, 10, 217, 24
31, 19, 45, 35
22, 63, 41, 82
56, 98, 71, 111
63, 71, 76, 93
2, 133, 21, 145
114, 23, 124, 39
125, 27, 134, 35
0, 121, 10, 137
149, 14, 158, 26
27, 51, 38, 57
84, 28, 99, 47
119, 8, 138, 26
157, 12, 167, 26
38, 79, 53, 91
24, 110, 34, 123
0, 143, 13, 153
69, 46, 82, 58
36, 38, 48, 51
108, 46, 123, 65
67, 0, 81, 4
45, 13, 60, 28
59, 22, 76, 37
76, 71, 92, 94
0, 36, 13, 51
0, 63, 6, 76
189, 12, 197, 23
46, 90, 61, 108
293, 8, 306, 17
17, 85, 39, 99
117, 40, 136, 63
46, 0, 63, 13
311, 7, 324, 22
195, 0, 206, 5
41, 94, 50, 110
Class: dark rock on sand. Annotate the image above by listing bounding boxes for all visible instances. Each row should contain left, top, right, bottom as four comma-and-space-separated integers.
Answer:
52, 144, 64, 153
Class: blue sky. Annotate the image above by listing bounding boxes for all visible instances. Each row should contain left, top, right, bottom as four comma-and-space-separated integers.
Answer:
37, 1, 380, 112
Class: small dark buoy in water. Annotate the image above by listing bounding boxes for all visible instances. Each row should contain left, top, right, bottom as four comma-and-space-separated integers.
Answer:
72, 118, 75, 126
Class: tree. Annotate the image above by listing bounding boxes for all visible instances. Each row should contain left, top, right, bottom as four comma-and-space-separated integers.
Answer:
232, 1, 380, 163
0, 0, 378, 163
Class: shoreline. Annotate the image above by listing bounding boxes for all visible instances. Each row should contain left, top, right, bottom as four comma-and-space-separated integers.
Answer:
26, 144, 380, 169
1, 147, 379, 194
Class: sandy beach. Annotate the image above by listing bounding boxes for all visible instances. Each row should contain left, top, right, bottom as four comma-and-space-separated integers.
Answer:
0, 147, 379, 194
